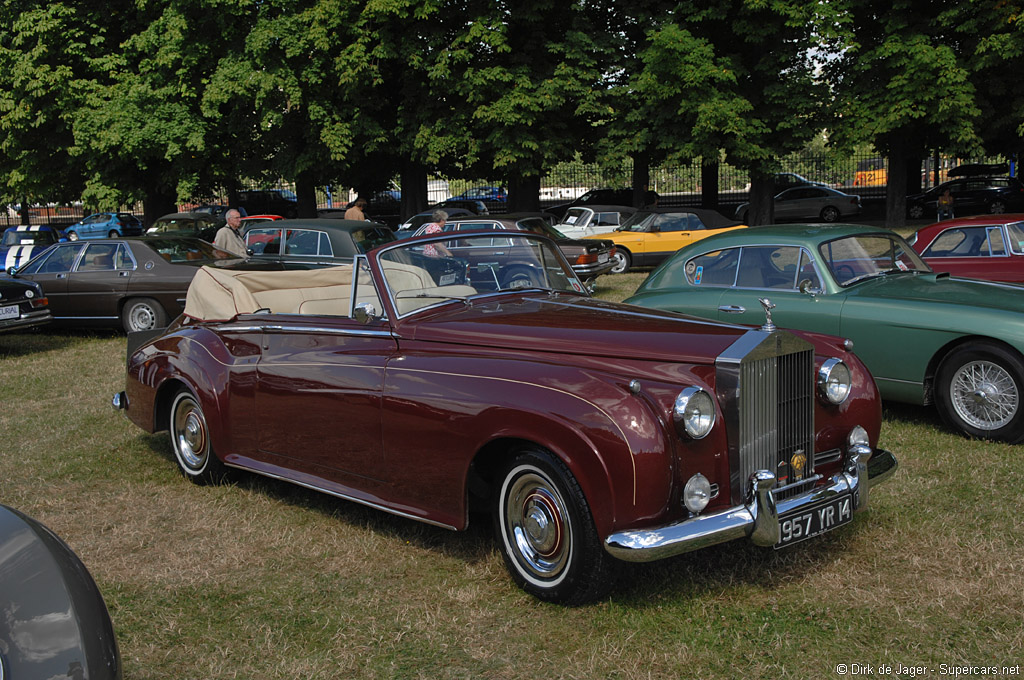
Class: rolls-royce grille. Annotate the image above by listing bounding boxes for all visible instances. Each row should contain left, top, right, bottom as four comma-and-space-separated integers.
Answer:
716, 330, 816, 503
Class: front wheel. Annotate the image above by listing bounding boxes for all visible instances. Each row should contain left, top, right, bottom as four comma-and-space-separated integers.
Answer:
67, 230, 79, 241
936, 343, 1024, 443
907, 204, 924, 219
494, 448, 619, 604
820, 206, 840, 222
169, 389, 229, 484
609, 248, 631, 274
121, 297, 167, 333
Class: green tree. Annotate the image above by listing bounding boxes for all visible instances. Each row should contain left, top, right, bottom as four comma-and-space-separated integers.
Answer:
601, 0, 834, 224
825, 0, 982, 226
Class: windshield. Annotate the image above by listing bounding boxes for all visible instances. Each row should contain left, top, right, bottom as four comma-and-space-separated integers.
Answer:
818, 233, 931, 286
146, 238, 238, 262
616, 210, 654, 232
3, 230, 58, 246
378, 232, 584, 316
557, 208, 590, 227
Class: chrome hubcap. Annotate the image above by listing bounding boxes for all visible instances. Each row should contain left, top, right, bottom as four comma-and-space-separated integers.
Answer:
951, 360, 1018, 430
173, 398, 208, 470
504, 470, 570, 581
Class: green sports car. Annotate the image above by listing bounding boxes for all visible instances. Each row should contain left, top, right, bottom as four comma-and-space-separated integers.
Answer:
625, 223, 1024, 443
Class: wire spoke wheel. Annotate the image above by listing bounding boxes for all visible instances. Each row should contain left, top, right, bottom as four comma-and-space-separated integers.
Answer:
950, 359, 1018, 430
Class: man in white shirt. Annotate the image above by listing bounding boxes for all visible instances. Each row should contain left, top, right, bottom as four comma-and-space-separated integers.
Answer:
213, 209, 247, 257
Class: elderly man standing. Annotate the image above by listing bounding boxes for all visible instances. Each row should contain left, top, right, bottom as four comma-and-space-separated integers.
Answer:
213, 209, 247, 257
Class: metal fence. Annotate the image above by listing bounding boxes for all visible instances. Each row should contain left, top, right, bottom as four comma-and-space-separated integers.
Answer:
2, 151, 1011, 228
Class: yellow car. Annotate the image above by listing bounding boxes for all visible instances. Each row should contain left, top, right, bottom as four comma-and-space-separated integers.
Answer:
585, 207, 747, 273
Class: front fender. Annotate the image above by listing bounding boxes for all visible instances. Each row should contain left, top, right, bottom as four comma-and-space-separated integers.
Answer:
381, 355, 675, 537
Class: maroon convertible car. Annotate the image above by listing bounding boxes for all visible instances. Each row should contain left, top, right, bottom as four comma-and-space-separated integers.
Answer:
114, 231, 897, 603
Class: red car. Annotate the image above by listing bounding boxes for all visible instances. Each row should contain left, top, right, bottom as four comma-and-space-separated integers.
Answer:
910, 214, 1024, 283
113, 232, 897, 603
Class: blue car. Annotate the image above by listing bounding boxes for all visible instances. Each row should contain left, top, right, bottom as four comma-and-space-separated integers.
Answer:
65, 212, 143, 240
1, 225, 67, 270
453, 185, 507, 202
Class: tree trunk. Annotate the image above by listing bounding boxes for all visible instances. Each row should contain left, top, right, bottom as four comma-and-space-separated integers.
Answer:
508, 174, 541, 212
885, 144, 908, 229
400, 162, 428, 219
701, 160, 719, 209
631, 152, 650, 208
142, 186, 177, 228
746, 171, 775, 225
295, 174, 318, 218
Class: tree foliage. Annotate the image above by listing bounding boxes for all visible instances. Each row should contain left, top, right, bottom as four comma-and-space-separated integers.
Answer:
0, 0, 1021, 223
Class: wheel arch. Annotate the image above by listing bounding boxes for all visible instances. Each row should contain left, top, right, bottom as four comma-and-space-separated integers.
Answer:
923, 335, 1024, 405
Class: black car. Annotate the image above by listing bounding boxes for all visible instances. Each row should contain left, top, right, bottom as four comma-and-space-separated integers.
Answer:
546, 187, 656, 219
243, 218, 397, 265
237, 190, 299, 219
146, 212, 223, 242
412, 213, 618, 280
0, 275, 51, 332
0, 503, 122, 679
907, 176, 1024, 219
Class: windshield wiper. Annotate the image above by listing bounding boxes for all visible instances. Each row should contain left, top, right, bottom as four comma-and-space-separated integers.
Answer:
395, 291, 471, 306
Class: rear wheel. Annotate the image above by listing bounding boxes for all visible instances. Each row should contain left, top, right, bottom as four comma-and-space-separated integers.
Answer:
494, 448, 619, 604
989, 199, 1007, 214
907, 204, 924, 219
820, 206, 840, 222
121, 297, 167, 333
108, 229, 120, 238
169, 389, 228, 484
610, 248, 631, 274
936, 342, 1024, 443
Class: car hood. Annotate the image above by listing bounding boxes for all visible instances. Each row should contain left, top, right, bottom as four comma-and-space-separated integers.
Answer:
0, 505, 121, 679
555, 236, 615, 252
850, 271, 1024, 311
400, 293, 761, 363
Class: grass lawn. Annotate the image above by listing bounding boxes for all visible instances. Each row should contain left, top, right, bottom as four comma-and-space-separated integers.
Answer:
1, 273, 1021, 679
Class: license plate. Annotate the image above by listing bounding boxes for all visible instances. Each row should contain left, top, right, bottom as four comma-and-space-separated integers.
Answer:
775, 493, 853, 548
598, 253, 609, 263
0, 305, 19, 321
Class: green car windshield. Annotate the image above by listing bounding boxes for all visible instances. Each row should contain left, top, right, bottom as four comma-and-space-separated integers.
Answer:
818, 233, 931, 287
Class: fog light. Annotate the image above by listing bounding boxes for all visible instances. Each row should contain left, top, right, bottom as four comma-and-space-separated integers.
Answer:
673, 387, 716, 439
847, 425, 870, 450
683, 473, 712, 514
818, 358, 852, 404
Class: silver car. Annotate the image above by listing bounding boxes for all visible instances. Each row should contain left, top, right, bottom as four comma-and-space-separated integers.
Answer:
735, 186, 861, 223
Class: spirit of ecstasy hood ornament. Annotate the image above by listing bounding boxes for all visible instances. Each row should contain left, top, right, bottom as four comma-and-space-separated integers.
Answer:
758, 298, 776, 332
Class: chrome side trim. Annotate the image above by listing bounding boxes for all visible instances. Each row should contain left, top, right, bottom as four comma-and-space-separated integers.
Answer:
604, 448, 897, 563
260, 325, 395, 338
223, 461, 458, 531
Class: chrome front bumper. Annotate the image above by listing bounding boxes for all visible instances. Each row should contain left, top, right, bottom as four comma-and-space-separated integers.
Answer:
604, 447, 897, 562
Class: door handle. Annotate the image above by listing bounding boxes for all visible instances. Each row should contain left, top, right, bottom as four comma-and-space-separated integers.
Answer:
56, 273, 67, 279
719, 305, 745, 313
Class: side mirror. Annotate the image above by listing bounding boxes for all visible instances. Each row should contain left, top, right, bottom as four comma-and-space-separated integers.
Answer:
6, 266, 17, 276
353, 302, 379, 325
798, 279, 822, 296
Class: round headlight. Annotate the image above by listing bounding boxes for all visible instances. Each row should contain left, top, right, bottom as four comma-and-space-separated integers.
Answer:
683, 473, 712, 514
818, 358, 852, 405
673, 387, 716, 439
